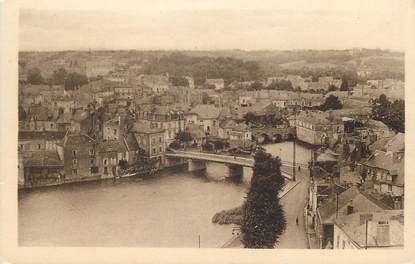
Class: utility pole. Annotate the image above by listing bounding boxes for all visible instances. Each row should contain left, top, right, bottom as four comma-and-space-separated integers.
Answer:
365, 220, 368, 250
292, 112, 296, 181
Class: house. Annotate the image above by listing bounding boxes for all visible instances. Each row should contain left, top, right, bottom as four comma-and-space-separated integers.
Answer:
218, 119, 252, 148
18, 131, 67, 152
55, 112, 73, 131
333, 210, 404, 249
19, 150, 64, 188
294, 111, 333, 146
130, 122, 166, 168
185, 123, 206, 147
186, 105, 223, 136
85, 60, 114, 78
23, 105, 57, 131
60, 133, 99, 182
314, 186, 391, 248
136, 105, 185, 144
103, 116, 122, 140
359, 133, 404, 208
96, 140, 129, 179
205, 78, 225, 90
239, 95, 254, 107
136, 74, 170, 94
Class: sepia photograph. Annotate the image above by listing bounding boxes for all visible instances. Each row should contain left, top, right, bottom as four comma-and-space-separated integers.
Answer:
1, 0, 414, 263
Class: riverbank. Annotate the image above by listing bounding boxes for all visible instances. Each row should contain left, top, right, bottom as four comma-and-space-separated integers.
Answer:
212, 179, 302, 226
19, 162, 187, 190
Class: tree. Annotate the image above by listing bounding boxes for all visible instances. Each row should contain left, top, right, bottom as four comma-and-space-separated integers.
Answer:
64, 72, 88, 90
27, 67, 44, 84
240, 149, 286, 248
340, 77, 349, 91
175, 131, 193, 145
249, 81, 264, 91
328, 85, 337, 92
320, 95, 343, 111
372, 94, 404, 133
52, 68, 67, 85
244, 112, 257, 126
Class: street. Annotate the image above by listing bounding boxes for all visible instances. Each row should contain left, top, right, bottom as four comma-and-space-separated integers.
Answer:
277, 169, 310, 249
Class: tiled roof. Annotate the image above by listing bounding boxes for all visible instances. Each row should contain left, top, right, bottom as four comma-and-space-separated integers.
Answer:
97, 140, 127, 153
362, 150, 403, 173
132, 122, 164, 134
55, 112, 72, 123
334, 210, 404, 248
71, 110, 89, 122
318, 186, 388, 222
189, 104, 222, 119
124, 133, 140, 152
19, 131, 67, 141
296, 111, 331, 125
22, 150, 63, 167
64, 133, 95, 146
27, 105, 53, 121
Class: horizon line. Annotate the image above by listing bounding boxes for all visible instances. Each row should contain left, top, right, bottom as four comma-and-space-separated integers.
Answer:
19, 47, 405, 53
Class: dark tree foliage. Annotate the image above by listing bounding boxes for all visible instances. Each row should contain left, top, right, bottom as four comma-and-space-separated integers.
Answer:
248, 81, 265, 91
52, 68, 67, 85
240, 149, 286, 248
328, 84, 337, 92
170, 76, 189, 87
320, 95, 343, 111
266, 80, 293, 91
244, 112, 257, 126
372, 94, 405, 133
64, 72, 88, 90
142, 52, 263, 85
27, 67, 44, 85
175, 131, 193, 144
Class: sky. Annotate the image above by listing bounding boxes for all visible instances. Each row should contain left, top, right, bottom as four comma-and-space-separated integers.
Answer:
18, 0, 407, 51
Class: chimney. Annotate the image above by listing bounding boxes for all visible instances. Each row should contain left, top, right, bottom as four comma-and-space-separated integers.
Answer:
346, 200, 354, 215
376, 221, 390, 245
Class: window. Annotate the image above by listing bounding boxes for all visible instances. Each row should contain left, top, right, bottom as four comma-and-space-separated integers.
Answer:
159, 137, 162, 143
153, 148, 156, 155
90, 159, 94, 165
159, 146, 162, 152
89, 149, 95, 156
72, 169, 78, 175
103, 159, 108, 165
38, 144, 41, 149
73, 159, 77, 165
114, 129, 117, 135
72, 150, 77, 158
50, 123, 54, 128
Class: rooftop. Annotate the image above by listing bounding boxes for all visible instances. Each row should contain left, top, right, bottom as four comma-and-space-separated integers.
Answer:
334, 210, 404, 248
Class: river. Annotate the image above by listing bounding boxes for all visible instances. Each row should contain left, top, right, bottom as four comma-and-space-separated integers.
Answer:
18, 142, 312, 247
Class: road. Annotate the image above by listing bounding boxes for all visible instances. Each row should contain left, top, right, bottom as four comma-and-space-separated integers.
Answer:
223, 168, 310, 248
276, 169, 310, 249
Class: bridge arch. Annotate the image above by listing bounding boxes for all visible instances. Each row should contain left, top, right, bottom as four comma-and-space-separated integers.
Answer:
272, 133, 283, 143
256, 133, 271, 144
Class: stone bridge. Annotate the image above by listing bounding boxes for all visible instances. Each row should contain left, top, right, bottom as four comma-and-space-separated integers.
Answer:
251, 126, 296, 144
165, 150, 295, 182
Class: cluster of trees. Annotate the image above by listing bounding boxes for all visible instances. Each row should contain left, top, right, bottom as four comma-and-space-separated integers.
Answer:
319, 95, 343, 111
169, 76, 189, 87
142, 52, 263, 85
265, 80, 294, 91
25, 67, 89, 90
240, 149, 286, 248
244, 112, 286, 127
372, 94, 405, 133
